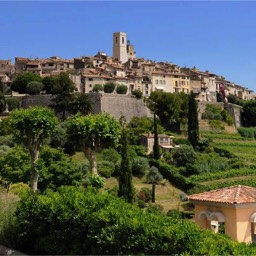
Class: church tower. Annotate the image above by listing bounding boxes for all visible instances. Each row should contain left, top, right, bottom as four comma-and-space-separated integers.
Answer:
113, 32, 128, 63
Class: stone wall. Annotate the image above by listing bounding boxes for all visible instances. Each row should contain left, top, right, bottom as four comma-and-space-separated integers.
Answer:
10, 94, 241, 127
90, 93, 152, 122
198, 101, 242, 128
11, 93, 152, 122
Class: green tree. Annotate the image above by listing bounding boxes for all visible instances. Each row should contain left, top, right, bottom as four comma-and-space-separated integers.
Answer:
8, 107, 58, 191
69, 92, 92, 115
172, 145, 196, 167
118, 128, 135, 203
5, 97, 19, 111
146, 166, 163, 203
42, 76, 56, 94
131, 89, 143, 99
26, 81, 44, 95
104, 82, 116, 93
149, 92, 189, 133
242, 100, 256, 127
67, 113, 121, 175
153, 113, 160, 160
116, 84, 128, 94
188, 92, 199, 148
0, 146, 30, 184
0, 92, 5, 113
127, 116, 165, 144
51, 72, 76, 120
92, 84, 103, 92
11, 72, 42, 94
37, 146, 84, 190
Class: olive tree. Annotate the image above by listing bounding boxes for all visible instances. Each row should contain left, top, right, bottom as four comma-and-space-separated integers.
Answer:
146, 166, 163, 203
8, 107, 58, 191
67, 113, 121, 175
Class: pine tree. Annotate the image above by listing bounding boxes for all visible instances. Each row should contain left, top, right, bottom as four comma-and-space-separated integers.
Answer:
153, 113, 160, 160
118, 128, 135, 203
188, 91, 199, 148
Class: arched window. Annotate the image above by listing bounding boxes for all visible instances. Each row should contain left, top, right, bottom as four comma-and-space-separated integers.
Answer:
250, 212, 256, 242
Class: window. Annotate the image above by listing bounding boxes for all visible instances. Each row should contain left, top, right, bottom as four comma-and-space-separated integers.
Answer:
122, 37, 124, 44
89, 84, 92, 87
116, 37, 118, 44
175, 81, 178, 87
89, 78, 93, 81
163, 80, 166, 84
160, 80, 163, 85
49, 63, 54, 66
156, 80, 158, 84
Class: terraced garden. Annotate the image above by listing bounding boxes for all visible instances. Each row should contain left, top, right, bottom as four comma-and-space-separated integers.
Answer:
189, 131, 256, 193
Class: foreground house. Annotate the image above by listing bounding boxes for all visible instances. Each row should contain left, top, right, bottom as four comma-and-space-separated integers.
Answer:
188, 185, 256, 243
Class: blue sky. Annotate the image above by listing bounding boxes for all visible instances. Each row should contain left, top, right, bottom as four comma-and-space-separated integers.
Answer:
1, 1, 256, 91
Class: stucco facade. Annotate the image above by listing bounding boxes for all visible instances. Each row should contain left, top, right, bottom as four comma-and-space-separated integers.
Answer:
188, 185, 256, 243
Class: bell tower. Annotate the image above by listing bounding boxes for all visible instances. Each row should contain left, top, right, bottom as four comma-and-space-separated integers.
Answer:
113, 32, 128, 63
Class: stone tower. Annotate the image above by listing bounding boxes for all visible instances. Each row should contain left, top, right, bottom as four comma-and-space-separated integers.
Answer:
113, 32, 128, 64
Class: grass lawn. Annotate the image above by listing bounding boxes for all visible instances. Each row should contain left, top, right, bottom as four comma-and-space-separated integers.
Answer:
105, 176, 187, 213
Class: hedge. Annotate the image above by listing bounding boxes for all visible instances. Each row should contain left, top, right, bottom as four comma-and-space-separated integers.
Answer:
6, 186, 256, 255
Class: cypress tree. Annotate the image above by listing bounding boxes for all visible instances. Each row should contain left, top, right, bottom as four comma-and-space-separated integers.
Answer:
118, 128, 135, 203
153, 113, 160, 160
188, 91, 199, 148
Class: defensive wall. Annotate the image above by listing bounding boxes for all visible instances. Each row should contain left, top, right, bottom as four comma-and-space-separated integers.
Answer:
9, 94, 241, 127
90, 93, 152, 122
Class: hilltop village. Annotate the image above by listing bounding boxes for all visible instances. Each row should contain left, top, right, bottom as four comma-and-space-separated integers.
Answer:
0, 32, 254, 101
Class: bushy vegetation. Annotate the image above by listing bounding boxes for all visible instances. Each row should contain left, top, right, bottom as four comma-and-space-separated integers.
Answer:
131, 89, 143, 99
202, 104, 233, 125
5, 186, 256, 255
238, 127, 256, 139
103, 82, 116, 93
116, 84, 128, 94
92, 84, 103, 92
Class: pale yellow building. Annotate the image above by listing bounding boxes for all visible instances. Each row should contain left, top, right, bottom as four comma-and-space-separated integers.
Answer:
188, 185, 256, 243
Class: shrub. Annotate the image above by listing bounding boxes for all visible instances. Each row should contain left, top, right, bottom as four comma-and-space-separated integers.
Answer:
131, 89, 143, 99
8, 186, 256, 255
26, 81, 44, 95
209, 120, 225, 130
173, 138, 191, 146
238, 127, 256, 139
5, 97, 19, 111
98, 160, 115, 178
92, 84, 103, 92
116, 84, 128, 94
172, 145, 196, 167
137, 187, 152, 203
100, 148, 121, 164
132, 157, 150, 177
186, 153, 229, 175
9, 183, 30, 198
104, 82, 116, 93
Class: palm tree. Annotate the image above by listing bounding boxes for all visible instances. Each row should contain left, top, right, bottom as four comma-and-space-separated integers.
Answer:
147, 166, 163, 203
69, 93, 92, 115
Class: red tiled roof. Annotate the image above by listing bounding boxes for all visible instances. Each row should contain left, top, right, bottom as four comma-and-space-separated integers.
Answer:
188, 185, 256, 204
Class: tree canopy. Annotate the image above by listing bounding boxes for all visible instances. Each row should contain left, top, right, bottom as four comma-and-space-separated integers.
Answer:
8, 107, 58, 191
148, 92, 189, 133
11, 72, 42, 94
67, 113, 121, 175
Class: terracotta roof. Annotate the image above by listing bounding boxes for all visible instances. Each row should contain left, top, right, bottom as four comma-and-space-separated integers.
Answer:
188, 185, 256, 204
